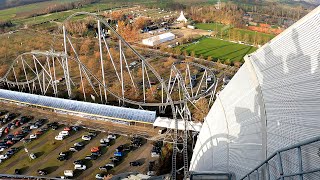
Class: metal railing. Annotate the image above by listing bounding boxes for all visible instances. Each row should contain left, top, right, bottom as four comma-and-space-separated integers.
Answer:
241, 136, 320, 180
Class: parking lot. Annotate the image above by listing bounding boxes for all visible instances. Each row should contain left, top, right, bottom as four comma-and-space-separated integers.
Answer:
0, 102, 160, 179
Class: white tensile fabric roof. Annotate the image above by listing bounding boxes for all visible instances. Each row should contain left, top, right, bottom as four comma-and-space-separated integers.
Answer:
190, 6, 320, 179
153, 117, 202, 132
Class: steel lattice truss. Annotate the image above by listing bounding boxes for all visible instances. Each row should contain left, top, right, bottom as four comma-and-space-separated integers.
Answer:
0, 12, 219, 179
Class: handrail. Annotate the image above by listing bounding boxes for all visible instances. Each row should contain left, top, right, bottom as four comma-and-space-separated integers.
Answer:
241, 136, 320, 180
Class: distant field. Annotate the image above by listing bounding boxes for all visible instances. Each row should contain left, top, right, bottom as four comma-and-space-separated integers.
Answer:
179, 37, 257, 62
195, 22, 226, 32
0, 0, 80, 22
195, 23, 275, 43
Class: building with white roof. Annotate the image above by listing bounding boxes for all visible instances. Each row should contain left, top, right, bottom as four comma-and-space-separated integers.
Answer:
142, 32, 175, 46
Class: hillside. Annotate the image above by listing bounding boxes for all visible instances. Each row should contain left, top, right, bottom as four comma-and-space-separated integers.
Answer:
0, 0, 51, 10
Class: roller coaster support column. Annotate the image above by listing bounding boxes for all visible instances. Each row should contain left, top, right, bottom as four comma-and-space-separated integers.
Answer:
63, 25, 72, 98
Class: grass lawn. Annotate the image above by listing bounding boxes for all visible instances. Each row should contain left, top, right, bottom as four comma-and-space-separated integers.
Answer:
195, 22, 226, 32
179, 37, 257, 62
195, 23, 275, 43
0, 0, 80, 22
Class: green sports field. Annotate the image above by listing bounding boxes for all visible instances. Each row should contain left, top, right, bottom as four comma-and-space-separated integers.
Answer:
179, 37, 257, 62
195, 23, 275, 43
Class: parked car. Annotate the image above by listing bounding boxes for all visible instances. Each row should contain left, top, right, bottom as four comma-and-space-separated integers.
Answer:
64, 170, 73, 178
29, 153, 37, 159
74, 142, 85, 147
55, 135, 65, 141
74, 164, 86, 170
0, 154, 8, 160
71, 126, 80, 131
70, 146, 82, 152
95, 173, 105, 179
35, 119, 45, 127
73, 159, 85, 165
130, 161, 142, 166
91, 151, 102, 157
100, 138, 110, 143
14, 168, 21, 175
110, 156, 121, 162
30, 134, 37, 139
91, 146, 100, 153
114, 151, 123, 157
99, 166, 110, 171
58, 151, 69, 160
88, 131, 97, 137
85, 154, 98, 160
107, 134, 116, 140
105, 163, 115, 168
151, 151, 160, 157
100, 142, 109, 147
30, 124, 38, 129
82, 135, 92, 141
47, 122, 59, 130
38, 169, 48, 175
59, 131, 69, 136
116, 145, 124, 152
57, 156, 67, 161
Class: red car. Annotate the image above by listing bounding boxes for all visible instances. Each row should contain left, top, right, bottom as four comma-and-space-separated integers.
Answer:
14, 131, 22, 135
63, 127, 71, 131
6, 140, 14, 145
4, 127, 9, 134
15, 120, 20, 127
91, 146, 100, 153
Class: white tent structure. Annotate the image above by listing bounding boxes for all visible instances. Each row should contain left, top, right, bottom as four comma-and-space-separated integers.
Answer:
190, 6, 320, 179
176, 11, 187, 23
142, 32, 175, 46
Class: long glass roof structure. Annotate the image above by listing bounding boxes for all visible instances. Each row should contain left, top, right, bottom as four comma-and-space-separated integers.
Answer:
0, 89, 156, 124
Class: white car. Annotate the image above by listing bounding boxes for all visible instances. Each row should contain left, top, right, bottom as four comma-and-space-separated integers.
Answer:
74, 164, 86, 170
100, 138, 110, 143
30, 134, 37, 139
151, 152, 160, 158
0, 148, 4, 152
55, 135, 65, 141
95, 174, 105, 179
105, 163, 115, 168
30, 124, 38, 129
29, 153, 36, 159
147, 171, 155, 176
107, 134, 116, 140
64, 170, 73, 177
59, 131, 69, 136
0, 154, 8, 160
82, 135, 92, 141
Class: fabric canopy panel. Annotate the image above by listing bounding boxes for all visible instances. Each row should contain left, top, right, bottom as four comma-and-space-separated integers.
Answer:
190, 6, 320, 179
153, 117, 202, 132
